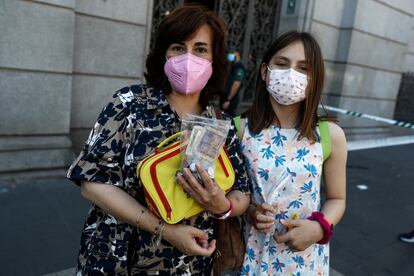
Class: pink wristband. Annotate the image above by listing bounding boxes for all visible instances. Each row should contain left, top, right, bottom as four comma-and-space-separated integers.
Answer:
212, 198, 233, 220
307, 211, 333, 244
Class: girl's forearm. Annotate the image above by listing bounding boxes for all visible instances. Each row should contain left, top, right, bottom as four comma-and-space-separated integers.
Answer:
320, 198, 346, 226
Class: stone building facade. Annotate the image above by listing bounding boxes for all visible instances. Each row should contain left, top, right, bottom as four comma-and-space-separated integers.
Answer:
1, 0, 413, 178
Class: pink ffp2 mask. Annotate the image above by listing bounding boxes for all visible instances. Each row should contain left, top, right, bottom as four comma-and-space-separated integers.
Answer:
164, 53, 213, 95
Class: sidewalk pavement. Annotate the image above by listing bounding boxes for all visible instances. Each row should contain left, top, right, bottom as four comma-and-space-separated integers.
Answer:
1, 144, 414, 275
330, 143, 414, 275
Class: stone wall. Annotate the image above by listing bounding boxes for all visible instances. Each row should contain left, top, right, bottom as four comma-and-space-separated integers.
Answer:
0, 0, 152, 179
70, 0, 151, 154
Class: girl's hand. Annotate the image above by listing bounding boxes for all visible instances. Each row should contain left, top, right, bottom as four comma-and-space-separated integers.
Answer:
247, 203, 277, 233
177, 164, 229, 214
163, 224, 216, 256
222, 100, 230, 110
273, 219, 324, 251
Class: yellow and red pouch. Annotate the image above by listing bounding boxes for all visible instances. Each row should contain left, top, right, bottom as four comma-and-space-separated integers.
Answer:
137, 132, 235, 224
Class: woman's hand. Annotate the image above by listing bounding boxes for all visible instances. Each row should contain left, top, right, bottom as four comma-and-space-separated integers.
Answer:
177, 163, 230, 214
246, 203, 276, 233
273, 219, 324, 251
163, 223, 216, 256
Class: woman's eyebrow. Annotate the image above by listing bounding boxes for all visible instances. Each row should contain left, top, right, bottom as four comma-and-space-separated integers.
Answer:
194, 42, 209, 46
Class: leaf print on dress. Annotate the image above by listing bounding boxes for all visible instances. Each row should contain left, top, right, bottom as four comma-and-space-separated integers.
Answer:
246, 247, 256, 262
258, 168, 270, 181
318, 245, 324, 256
288, 199, 303, 209
250, 132, 264, 141
253, 185, 263, 194
272, 258, 285, 272
304, 163, 318, 177
296, 147, 310, 161
286, 167, 297, 182
300, 181, 313, 194
267, 244, 277, 255
275, 210, 289, 220
271, 130, 287, 147
310, 260, 315, 271
261, 261, 269, 273
97, 102, 117, 125
275, 155, 286, 167
260, 145, 275, 159
311, 191, 317, 201
240, 264, 250, 276
292, 256, 305, 269
324, 255, 329, 265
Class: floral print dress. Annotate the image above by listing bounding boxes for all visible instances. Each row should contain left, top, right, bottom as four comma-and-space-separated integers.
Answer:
240, 119, 329, 275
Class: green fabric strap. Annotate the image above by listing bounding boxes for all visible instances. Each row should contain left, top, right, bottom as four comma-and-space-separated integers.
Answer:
319, 120, 332, 161
233, 115, 242, 139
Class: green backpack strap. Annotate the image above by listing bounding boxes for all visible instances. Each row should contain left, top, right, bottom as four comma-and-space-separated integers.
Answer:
319, 120, 332, 161
232, 115, 242, 139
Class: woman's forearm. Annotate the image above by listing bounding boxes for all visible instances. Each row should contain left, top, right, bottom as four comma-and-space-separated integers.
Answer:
81, 181, 160, 233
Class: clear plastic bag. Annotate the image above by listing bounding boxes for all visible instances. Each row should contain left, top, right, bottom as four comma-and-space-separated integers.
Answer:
252, 172, 291, 236
180, 113, 231, 180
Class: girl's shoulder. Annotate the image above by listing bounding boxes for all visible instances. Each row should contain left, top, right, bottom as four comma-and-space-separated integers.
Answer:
326, 121, 346, 143
325, 121, 347, 159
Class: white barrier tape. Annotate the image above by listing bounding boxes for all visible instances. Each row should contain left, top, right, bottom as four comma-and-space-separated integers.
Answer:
320, 105, 414, 130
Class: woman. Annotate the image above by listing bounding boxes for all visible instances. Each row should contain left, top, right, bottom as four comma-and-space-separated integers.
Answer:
67, 5, 250, 275
237, 31, 347, 275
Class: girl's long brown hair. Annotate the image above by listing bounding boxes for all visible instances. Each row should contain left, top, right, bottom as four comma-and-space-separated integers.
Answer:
247, 31, 326, 141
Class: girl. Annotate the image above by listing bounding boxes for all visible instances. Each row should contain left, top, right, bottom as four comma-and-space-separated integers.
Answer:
67, 5, 250, 275
239, 31, 347, 275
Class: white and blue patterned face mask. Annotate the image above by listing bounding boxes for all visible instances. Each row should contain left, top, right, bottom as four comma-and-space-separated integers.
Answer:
266, 67, 308, 105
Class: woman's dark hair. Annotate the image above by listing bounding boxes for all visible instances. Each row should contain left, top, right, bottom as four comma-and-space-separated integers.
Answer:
145, 4, 228, 108
247, 31, 325, 141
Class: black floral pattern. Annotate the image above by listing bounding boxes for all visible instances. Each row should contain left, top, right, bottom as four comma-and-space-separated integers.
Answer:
67, 84, 250, 275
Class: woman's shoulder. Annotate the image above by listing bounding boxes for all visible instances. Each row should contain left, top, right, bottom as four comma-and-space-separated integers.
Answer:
111, 84, 166, 109
114, 84, 149, 103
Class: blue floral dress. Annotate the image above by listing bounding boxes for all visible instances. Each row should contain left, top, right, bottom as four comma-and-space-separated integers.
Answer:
240, 119, 329, 275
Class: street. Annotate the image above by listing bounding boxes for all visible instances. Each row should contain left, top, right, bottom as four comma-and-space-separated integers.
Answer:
1, 144, 414, 275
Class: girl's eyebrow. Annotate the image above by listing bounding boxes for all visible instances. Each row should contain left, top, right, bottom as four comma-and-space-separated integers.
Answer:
274, 56, 290, 61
